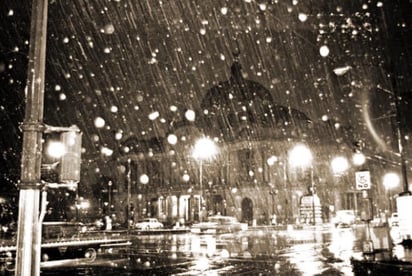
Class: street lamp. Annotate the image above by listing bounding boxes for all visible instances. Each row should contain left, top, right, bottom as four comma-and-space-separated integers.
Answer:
289, 144, 316, 225
383, 172, 400, 213
289, 144, 313, 168
192, 137, 218, 222
331, 156, 352, 215
76, 197, 90, 222
352, 152, 366, 167
267, 155, 279, 224
331, 156, 349, 176
126, 159, 132, 229
108, 180, 113, 215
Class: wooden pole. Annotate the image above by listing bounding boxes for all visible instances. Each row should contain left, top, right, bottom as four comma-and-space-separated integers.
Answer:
15, 0, 48, 275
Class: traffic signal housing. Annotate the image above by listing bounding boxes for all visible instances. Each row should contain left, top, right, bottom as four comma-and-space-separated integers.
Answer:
59, 131, 82, 183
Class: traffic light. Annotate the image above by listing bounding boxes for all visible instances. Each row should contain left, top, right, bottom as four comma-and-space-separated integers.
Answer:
360, 197, 373, 222
59, 131, 82, 183
353, 140, 365, 153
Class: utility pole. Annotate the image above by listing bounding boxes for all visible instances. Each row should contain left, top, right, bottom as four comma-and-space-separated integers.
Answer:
15, 0, 48, 275
392, 64, 409, 194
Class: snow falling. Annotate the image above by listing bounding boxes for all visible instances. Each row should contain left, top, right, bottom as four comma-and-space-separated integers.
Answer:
0, 1, 411, 207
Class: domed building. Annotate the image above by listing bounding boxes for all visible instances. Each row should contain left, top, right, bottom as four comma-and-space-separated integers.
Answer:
111, 58, 363, 227
199, 60, 313, 141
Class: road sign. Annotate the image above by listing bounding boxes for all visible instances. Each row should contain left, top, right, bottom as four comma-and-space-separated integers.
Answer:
355, 171, 371, 190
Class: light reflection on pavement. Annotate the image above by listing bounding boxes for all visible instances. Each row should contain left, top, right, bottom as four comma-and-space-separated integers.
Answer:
38, 224, 369, 275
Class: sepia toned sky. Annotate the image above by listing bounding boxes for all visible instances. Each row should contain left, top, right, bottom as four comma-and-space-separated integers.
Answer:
1, 0, 411, 191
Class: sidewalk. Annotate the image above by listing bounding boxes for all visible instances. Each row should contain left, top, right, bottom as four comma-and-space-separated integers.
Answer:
248, 223, 332, 232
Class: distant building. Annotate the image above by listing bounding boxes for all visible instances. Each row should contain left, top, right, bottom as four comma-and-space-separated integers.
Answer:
111, 58, 371, 226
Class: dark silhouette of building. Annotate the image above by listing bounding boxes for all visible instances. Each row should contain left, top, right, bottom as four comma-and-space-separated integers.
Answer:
111, 57, 367, 227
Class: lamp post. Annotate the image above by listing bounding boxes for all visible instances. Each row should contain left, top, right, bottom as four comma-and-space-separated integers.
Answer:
352, 151, 366, 198
108, 180, 113, 215
289, 144, 315, 225
383, 172, 400, 213
267, 155, 278, 221
331, 156, 349, 212
192, 138, 218, 222
75, 197, 90, 222
127, 159, 132, 229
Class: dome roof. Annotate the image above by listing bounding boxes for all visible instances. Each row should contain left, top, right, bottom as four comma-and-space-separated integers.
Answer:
119, 60, 350, 156
201, 61, 274, 110
199, 61, 312, 142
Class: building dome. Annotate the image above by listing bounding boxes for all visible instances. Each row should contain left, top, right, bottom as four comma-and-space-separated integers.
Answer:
199, 61, 312, 142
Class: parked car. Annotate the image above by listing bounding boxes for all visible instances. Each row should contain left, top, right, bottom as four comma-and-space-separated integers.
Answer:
331, 210, 356, 227
191, 215, 248, 234
134, 218, 164, 230
389, 212, 399, 227
42, 221, 87, 240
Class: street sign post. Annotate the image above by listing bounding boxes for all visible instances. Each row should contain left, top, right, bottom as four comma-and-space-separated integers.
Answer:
356, 171, 371, 190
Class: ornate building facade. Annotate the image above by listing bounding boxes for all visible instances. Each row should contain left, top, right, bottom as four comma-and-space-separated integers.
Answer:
109, 59, 369, 227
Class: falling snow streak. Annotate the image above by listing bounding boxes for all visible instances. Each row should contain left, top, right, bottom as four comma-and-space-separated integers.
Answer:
0, 0, 411, 193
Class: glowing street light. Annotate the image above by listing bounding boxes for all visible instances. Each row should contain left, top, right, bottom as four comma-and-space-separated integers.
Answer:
383, 172, 400, 212
352, 152, 366, 167
288, 144, 313, 169
289, 144, 317, 225
331, 156, 353, 214
192, 137, 218, 222
331, 156, 349, 176
383, 172, 400, 190
193, 138, 218, 160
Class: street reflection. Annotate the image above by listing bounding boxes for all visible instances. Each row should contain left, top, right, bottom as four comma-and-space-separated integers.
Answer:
393, 244, 412, 262
330, 227, 356, 258
37, 226, 372, 275
191, 235, 216, 258
279, 227, 326, 276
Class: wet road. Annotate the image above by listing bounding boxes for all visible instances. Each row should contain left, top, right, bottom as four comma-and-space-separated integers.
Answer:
38, 224, 366, 275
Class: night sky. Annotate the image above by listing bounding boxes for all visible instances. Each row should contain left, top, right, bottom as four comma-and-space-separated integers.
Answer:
1, 0, 411, 196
